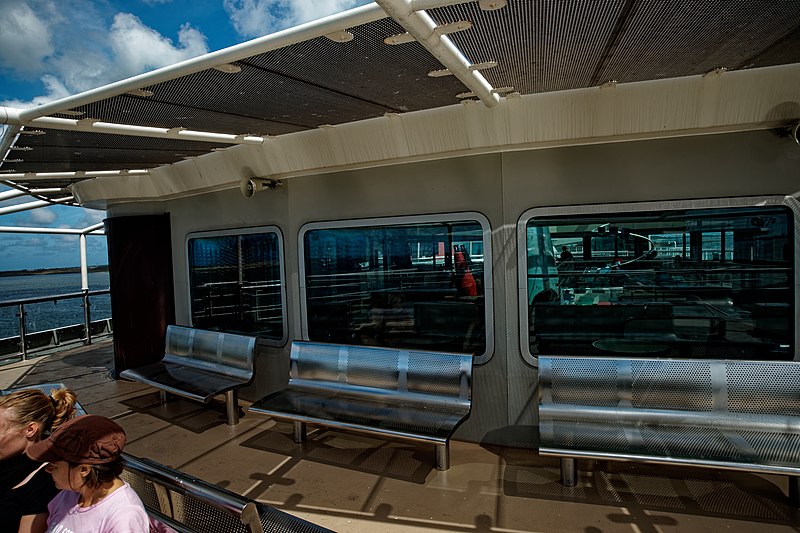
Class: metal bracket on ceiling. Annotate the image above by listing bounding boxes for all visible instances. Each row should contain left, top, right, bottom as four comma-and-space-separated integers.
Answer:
384, 20, 473, 45
409, 0, 507, 11
376, 0, 499, 107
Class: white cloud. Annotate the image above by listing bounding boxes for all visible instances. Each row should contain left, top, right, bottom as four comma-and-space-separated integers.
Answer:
27, 208, 57, 225
108, 14, 208, 79
224, 0, 367, 38
1, 2, 209, 108
0, 2, 56, 74
1, 75, 71, 109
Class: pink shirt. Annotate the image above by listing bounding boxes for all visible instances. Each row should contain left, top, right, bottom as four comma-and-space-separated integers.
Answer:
46, 482, 149, 533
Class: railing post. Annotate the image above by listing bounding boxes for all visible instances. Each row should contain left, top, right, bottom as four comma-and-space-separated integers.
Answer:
82, 290, 92, 345
17, 303, 27, 360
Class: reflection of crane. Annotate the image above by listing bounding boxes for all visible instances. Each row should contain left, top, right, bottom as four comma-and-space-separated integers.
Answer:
591, 226, 655, 270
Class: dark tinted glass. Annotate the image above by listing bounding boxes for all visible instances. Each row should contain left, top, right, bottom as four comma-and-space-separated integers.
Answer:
526, 206, 793, 359
188, 232, 283, 338
304, 220, 486, 355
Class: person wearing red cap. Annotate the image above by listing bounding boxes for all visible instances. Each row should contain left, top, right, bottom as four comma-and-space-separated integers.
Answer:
26, 414, 148, 533
0, 387, 77, 533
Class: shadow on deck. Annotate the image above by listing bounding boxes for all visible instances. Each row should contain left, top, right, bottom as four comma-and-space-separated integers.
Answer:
2, 340, 798, 532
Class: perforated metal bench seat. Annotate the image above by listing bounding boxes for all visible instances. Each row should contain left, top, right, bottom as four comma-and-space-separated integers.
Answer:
538, 356, 800, 505
120, 325, 257, 425
250, 341, 473, 470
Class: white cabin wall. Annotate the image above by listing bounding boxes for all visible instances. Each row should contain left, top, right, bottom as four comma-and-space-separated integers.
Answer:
501, 129, 800, 446
105, 128, 800, 447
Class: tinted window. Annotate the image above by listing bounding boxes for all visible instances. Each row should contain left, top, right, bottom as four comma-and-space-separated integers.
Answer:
188, 231, 283, 339
526, 206, 793, 359
303, 219, 487, 355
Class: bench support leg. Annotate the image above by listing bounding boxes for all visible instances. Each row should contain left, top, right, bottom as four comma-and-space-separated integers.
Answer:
225, 390, 239, 426
293, 421, 307, 443
560, 457, 577, 487
789, 476, 800, 508
435, 443, 450, 471
159, 390, 168, 403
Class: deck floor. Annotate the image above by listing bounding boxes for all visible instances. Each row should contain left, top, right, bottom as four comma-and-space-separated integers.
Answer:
2, 341, 799, 532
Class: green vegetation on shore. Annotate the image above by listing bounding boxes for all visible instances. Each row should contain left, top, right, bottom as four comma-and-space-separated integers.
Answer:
0, 265, 109, 277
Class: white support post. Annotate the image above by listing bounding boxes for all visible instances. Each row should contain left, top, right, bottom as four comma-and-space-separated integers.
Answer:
80, 233, 89, 291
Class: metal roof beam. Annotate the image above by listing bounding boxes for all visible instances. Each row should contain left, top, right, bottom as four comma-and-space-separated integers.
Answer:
376, 0, 499, 108
0, 224, 104, 235
0, 188, 68, 201
15, 3, 388, 122
0, 170, 150, 181
0, 196, 74, 216
0, 108, 266, 145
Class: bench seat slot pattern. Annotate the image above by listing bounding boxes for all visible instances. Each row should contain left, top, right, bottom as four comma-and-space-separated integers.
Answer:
120, 325, 257, 425
251, 341, 473, 470
540, 356, 800, 476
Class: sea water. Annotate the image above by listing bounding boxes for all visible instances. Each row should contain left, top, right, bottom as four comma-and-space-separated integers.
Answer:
0, 271, 111, 339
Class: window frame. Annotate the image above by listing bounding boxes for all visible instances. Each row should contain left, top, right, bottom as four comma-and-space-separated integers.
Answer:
517, 196, 800, 366
299, 212, 495, 363
185, 225, 288, 347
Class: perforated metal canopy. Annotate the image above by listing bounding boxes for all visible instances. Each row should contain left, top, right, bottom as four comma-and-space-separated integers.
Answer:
2, 0, 799, 204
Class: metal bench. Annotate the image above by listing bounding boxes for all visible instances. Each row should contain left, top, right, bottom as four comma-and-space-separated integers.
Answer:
249, 341, 473, 470
0, 383, 86, 415
121, 453, 332, 533
538, 356, 800, 506
120, 325, 257, 425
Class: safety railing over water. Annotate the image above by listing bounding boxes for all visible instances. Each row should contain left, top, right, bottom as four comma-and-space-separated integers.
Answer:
0, 289, 111, 361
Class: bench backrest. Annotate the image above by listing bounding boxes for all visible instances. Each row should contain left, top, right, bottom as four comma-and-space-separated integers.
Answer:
539, 356, 800, 468
290, 341, 472, 405
122, 453, 332, 533
164, 325, 257, 382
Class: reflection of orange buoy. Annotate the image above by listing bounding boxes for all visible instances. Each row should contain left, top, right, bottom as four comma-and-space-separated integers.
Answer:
455, 251, 477, 296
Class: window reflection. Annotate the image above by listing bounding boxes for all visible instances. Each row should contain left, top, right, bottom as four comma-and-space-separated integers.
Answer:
188, 231, 283, 339
526, 207, 793, 359
304, 220, 487, 355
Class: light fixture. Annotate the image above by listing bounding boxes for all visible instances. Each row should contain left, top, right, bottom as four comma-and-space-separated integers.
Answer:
213, 63, 241, 74
469, 61, 498, 71
58, 110, 85, 117
478, 0, 507, 10
428, 69, 453, 77
325, 30, 354, 42
19, 129, 46, 136
126, 89, 154, 97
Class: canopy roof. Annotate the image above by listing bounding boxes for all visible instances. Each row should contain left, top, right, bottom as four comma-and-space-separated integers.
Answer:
2, 0, 800, 206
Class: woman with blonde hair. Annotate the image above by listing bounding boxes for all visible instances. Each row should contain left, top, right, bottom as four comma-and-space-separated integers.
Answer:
0, 387, 77, 533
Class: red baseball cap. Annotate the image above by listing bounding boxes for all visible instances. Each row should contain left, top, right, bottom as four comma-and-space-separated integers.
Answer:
26, 414, 126, 464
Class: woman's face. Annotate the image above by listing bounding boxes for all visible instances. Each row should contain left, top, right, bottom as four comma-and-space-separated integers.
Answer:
45, 460, 85, 490
0, 408, 29, 460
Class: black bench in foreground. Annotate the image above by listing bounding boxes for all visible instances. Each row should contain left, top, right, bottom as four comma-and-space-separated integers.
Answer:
250, 341, 473, 470
122, 453, 332, 533
539, 355, 800, 506
120, 325, 257, 425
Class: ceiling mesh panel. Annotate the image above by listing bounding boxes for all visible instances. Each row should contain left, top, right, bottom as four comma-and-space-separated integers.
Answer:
433, 0, 627, 94
2, 1, 799, 189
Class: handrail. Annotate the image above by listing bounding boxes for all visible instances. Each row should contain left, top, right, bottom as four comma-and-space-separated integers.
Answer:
0, 288, 109, 308
0, 289, 111, 359
122, 453, 265, 533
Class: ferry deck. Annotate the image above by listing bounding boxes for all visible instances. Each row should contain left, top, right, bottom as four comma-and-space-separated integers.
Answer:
2, 2, 800, 531
2, 340, 798, 533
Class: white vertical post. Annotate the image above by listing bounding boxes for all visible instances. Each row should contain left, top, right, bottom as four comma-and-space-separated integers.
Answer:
80, 233, 89, 290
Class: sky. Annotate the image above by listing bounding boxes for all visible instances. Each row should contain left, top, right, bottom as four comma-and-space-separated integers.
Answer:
0, 0, 370, 272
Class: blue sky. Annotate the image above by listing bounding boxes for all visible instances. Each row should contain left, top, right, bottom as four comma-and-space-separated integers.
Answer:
0, 0, 370, 272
